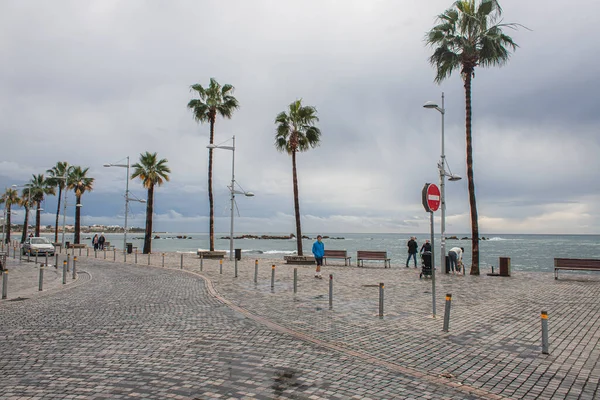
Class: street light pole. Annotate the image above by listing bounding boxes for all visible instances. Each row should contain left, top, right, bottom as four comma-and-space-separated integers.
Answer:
61, 166, 69, 248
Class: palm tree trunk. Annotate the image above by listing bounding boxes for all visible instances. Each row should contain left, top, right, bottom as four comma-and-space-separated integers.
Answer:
291, 150, 303, 256
54, 187, 62, 243
6, 204, 11, 244
143, 185, 154, 254
74, 195, 81, 244
208, 118, 215, 251
464, 71, 480, 275
21, 205, 29, 243
35, 200, 41, 237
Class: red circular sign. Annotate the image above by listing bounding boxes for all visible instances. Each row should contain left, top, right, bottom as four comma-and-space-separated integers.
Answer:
426, 184, 441, 212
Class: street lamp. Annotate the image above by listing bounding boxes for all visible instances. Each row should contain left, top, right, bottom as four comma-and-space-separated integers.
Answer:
424, 92, 462, 272
104, 157, 146, 253
207, 136, 255, 261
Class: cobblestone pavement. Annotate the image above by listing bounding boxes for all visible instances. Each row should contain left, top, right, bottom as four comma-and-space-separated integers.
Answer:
1, 258, 487, 400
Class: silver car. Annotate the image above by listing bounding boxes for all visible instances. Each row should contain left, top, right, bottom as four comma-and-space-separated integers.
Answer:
22, 237, 55, 256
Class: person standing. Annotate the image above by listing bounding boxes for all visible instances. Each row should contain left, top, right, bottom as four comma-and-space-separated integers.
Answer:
420, 239, 432, 255
99, 233, 106, 250
406, 236, 418, 268
92, 234, 99, 251
312, 235, 325, 279
448, 247, 464, 274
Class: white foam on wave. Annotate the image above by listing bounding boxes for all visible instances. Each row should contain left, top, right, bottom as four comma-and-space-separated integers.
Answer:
262, 250, 297, 255
488, 237, 506, 241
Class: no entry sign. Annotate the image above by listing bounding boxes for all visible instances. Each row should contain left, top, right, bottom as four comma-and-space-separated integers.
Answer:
422, 183, 441, 212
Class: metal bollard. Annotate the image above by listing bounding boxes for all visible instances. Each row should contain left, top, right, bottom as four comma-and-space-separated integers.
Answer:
162, 253, 165, 268
39, 264, 44, 291
55, 253, 59, 268
293, 268, 297, 294
220, 259, 223, 274
271, 264, 275, 289
200, 253, 203, 271
148, 253, 151, 266
62, 261, 67, 284
113, 249, 116, 261
35, 250, 38, 265
180, 253, 184, 269
79, 247, 82, 256
443, 293, 452, 332
378, 282, 384, 318
541, 311, 549, 354
72, 256, 77, 280
234, 258, 238, 277
45, 253, 48, 267
2, 270, 8, 299
27, 250, 30, 263
254, 260, 258, 283
104, 249, 107, 259
86, 248, 89, 257
135, 250, 137, 264
95, 250, 97, 259
67, 253, 71, 272
124, 250, 127, 263
19, 247, 22, 261
329, 274, 333, 310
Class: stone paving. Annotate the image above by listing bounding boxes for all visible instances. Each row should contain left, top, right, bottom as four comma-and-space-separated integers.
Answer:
1, 251, 599, 399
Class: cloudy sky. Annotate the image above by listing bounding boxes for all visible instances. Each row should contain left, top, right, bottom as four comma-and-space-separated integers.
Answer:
1, 0, 599, 235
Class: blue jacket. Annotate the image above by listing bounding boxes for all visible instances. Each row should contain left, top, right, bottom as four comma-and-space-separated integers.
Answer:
312, 240, 325, 258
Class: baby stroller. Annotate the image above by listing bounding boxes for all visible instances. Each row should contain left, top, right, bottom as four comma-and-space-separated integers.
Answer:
420, 251, 432, 279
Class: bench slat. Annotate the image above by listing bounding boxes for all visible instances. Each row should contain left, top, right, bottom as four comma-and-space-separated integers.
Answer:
554, 258, 600, 279
357, 250, 390, 268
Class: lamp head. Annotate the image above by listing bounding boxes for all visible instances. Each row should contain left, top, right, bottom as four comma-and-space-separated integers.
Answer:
448, 174, 462, 181
76, 204, 83, 207
423, 101, 439, 109
244, 192, 255, 197
103, 164, 111, 167
206, 144, 217, 149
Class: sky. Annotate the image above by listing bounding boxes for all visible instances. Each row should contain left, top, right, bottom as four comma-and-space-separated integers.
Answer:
1, 0, 599, 235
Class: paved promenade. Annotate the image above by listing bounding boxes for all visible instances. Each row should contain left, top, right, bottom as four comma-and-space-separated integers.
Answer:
1, 252, 599, 399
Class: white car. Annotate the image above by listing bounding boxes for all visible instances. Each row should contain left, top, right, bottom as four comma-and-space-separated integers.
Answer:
22, 237, 55, 256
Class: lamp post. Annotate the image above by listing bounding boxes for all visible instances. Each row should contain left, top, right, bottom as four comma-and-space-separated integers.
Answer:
424, 93, 462, 271
207, 136, 255, 261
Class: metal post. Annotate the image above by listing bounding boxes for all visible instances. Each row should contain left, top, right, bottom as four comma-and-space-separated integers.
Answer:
220, 259, 223, 274
113, 248, 116, 261
104, 249, 106, 259
180, 253, 183, 269
293, 268, 297, 294
148, 253, 150, 266
234, 258, 238, 277
378, 282, 384, 318
86, 247, 89, 257
35, 250, 38, 265
14, 246, 17, 259
229, 136, 236, 261
443, 293, 452, 332
27, 250, 30, 263
2, 270, 8, 299
124, 249, 127, 263
271, 264, 275, 289
79, 247, 82, 256
200, 253, 203, 271
541, 311, 549, 354
430, 211, 437, 318
55, 253, 58, 268
45, 253, 48, 267
254, 259, 258, 283
162, 253, 165, 268
39, 264, 44, 291
67, 253, 71, 272
62, 261, 67, 284
135, 249, 137, 264
73, 257, 77, 279
329, 274, 333, 310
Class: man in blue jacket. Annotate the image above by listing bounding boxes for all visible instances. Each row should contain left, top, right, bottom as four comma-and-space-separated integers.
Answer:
312, 235, 325, 279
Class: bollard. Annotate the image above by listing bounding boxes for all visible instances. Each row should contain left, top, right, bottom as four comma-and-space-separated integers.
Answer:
67, 253, 71, 272
162, 253, 165, 268
72, 256, 77, 279
113, 248, 116, 261
39, 264, 44, 291
180, 253, 184, 270
135, 250, 137, 264
2, 270, 8, 299
124, 250, 127, 263
45, 253, 48, 267
271, 264, 275, 289
35, 250, 38, 265
329, 274, 333, 310
19, 247, 22, 261
200, 253, 203, 271
541, 311, 549, 354
86, 248, 89, 257
220, 259, 223, 274
254, 260, 258, 283
293, 268, 297, 294
55, 253, 59, 268
378, 282, 384, 318
27, 250, 30, 263
443, 293, 452, 332
62, 261, 67, 284
14, 246, 17, 259
79, 247, 82, 256
95, 250, 97, 259
104, 249, 107, 259
234, 258, 238, 277
148, 253, 151, 266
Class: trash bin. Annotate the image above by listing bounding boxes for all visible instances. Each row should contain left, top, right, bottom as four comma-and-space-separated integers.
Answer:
65, 241, 70, 249
445, 255, 451, 274
234, 248, 242, 261
126, 243, 133, 254
499, 257, 511, 276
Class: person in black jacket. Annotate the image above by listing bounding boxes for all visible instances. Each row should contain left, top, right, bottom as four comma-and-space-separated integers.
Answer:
406, 236, 418, 268
420, 239, 432, 254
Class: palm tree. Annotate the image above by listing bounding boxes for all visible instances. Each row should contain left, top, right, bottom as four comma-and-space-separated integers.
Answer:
275, 99, 322, 256
0, 188, 20, 244
67, 166, 94, 244
187, 78, 239, 251
29, 174, 56, 237
47, 162, 71, 243
19, 187, 32, 243
131, 152, 170, 254
426, 0, 521, 275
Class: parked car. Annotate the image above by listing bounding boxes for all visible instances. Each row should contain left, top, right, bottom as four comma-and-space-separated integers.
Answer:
22, 237, 55, 256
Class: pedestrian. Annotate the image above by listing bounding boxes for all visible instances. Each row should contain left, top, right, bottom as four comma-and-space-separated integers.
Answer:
406, 236, 418, 268
312, 235, 324, 279
448, 247, 464, 274
420, 239, 432, 255
92, 234, 99, 251
99, 233, 106, 250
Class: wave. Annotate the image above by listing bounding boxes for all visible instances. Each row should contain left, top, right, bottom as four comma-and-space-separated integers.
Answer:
262, 250, 298, 255
488, 237, 506, 241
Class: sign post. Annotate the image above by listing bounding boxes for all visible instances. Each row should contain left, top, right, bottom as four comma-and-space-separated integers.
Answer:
422, 183, 440, 318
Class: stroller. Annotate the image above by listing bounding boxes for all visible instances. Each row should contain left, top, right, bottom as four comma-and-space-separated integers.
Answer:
420, 251, 432, 279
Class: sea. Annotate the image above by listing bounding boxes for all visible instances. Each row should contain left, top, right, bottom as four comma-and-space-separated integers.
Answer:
44, 232, 600, 273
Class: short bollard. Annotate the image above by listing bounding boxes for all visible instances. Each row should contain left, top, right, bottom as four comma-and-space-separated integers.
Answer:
79, 247, 82, 256
293, 268, 298, 294
55, 253, 59, 268
94, 250, 97, 259
124, 250, 127, 263
180, 253, 184, 269
67, 253, 71, 272
86, 248, 89, 257
443, 293, 452, 332
104, 249, 107, 259
148, 253, 151, 266
254, 260, 258, 283
162, 253, 165, 268
27, 250, 30, 263
35, 250, 38, 265
219, 259, 223, 274
2, 270, 8, 299
200, 253, 203, 271
45, 253, 49, 267
19, 247, 22, 261
39, 264, 44, 291
234, 258, 238, 278
541, 311, 549, 354
62, 261, 67, 284
135, 250, 138, 264
378, 282, 384, 318
271, 264, 275, 289
113, 249, 116, 261
72, 256, 77, 280
329, 274, 333, 310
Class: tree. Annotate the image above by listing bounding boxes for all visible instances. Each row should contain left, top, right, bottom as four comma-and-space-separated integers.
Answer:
131, 152, 170, 254
19, 187, 32, 243
47, 162, 71, 243
275, 99, 322, 256
187, 78, 239, 251
29, 174, 56, 237
425, 0, 521, 275
67, 166, 94, 244
0, 187, 19, 244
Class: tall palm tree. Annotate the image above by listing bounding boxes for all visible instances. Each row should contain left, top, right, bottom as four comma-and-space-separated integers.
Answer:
131, 152, 170, 254
19, 187, 32, 243
0, 188, 20, 244
29, 174, 56, 237
275, 99, 322, 256
426, 0, 521, 275
187, 78, 239, 251
67, 166, 94, 244
47, 161, 71, 243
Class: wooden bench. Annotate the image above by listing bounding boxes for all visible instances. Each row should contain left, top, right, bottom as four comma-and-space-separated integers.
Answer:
323, 250, 351, 266
67, 243, 87, 249
357, 251, 391, 268
554, 258, 600, 279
